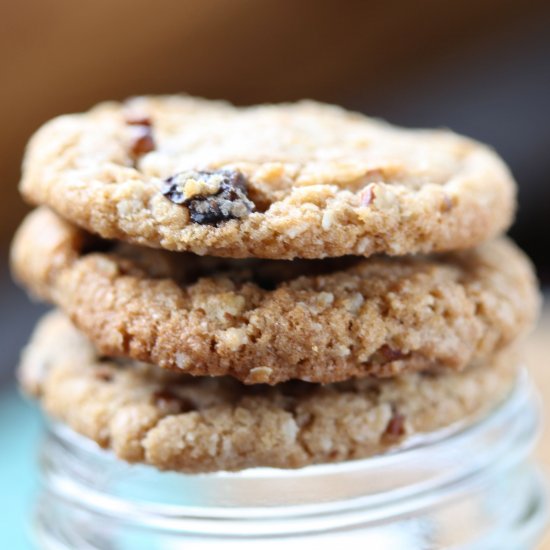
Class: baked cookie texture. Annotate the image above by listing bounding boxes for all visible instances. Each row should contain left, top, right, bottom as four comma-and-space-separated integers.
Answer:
20, 311, 519, 473
11, 208, 539, 385
19, 95, 515, 259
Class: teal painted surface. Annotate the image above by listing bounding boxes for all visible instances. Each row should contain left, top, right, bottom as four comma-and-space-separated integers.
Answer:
0, 386, 42, 549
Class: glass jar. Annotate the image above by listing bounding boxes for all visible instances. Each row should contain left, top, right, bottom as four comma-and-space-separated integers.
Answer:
33, 371, 547, 549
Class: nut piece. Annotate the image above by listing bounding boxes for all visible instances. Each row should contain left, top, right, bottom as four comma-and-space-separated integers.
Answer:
383, 412, 406, 442
371, 345, 408, 364
125, 113, 155, 158
161, 169, 255, 225
129, 126, 155, 157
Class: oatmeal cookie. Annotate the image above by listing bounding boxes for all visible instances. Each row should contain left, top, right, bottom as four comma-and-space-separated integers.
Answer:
11, 208, 539, 384
19, 311, 519, 473
20, 95, 515, 259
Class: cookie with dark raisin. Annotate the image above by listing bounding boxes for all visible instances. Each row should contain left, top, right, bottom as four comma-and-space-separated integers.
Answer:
19, 310, 518, 472
11, 208, 539, 385
19, 95, 515, 259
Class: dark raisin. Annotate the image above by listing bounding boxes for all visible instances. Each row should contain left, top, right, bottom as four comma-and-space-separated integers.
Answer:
161, 169, 255, 226
152, 388, 195, 414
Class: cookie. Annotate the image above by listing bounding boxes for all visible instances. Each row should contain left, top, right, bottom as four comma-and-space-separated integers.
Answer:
11, 208, 539, 385
20, 311, 519, 473
20, 95, 515, 259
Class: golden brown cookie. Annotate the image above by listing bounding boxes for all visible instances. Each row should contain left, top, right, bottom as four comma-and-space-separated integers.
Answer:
20, 96, 515, 259
20, 311, 519, 473
11, 208, 539, 384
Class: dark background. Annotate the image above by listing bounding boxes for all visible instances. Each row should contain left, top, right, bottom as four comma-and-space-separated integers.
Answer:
1, 0, 549, 383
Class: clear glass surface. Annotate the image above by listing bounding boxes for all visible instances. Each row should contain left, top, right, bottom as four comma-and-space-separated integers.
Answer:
34, 372, 548, 549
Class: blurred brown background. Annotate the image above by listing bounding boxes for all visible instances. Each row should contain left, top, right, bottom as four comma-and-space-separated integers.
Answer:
1, 0, 549, 380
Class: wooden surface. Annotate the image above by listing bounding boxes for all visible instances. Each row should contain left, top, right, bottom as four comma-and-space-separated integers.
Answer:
528, 303, 550, 548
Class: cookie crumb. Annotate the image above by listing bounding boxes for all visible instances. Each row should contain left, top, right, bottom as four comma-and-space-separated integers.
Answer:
360, 184, 376, 206
219, 327, 248, 351
373, 186, 398, 210
249, 366, 273, 383
175, 352, 191, 370
441, 193, 454, 213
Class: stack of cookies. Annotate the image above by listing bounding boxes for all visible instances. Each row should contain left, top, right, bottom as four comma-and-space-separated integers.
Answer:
11, 96, 539, 473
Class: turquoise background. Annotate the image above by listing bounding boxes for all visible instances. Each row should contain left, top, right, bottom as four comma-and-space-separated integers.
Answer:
0, 387, 41, 549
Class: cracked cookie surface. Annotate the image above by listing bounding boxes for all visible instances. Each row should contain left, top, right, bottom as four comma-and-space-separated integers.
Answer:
19, 311, 519, 473
11, 208, 539, 384
20, 95, 515, 259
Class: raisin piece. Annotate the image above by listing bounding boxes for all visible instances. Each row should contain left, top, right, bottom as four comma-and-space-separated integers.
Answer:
161, 169, 255, 226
